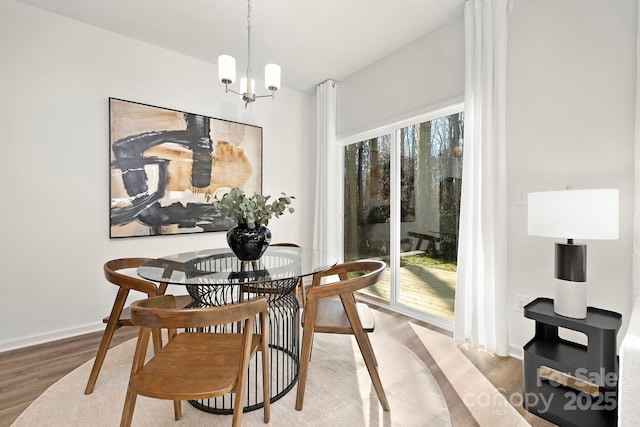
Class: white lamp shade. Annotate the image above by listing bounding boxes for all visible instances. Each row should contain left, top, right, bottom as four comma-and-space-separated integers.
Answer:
218, 55, 236, 84
528, 189, 619, 240
240, 77, 256, 94
264, 63, 281, 90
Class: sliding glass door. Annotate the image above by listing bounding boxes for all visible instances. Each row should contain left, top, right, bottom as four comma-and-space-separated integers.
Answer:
343, 135, 392, 303
342, 108, 463, 323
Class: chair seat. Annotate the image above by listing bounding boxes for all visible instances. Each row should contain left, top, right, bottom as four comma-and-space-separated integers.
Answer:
129, 332, 262, 400
305, 298, 375, 334
103, 294, 194, 325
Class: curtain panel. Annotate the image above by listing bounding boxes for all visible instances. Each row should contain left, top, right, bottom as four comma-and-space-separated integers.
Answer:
633, 2, 640, 302
454, 0, 510, 356
313, 80, 339, 255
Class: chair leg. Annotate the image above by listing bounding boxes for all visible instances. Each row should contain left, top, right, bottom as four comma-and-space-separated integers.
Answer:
120, 388, 137, 427
341, 294, 390, 411
298, 278, 307, 308
261, 344, 271, 423
173, 400, 182, 420
295, 300, 317, 411
356, 303, 379, 366
233, 317, 255, 427
85, 287, 129, 394
350, 326, 390, 411
231, 401, 242, 425
232, 383, 245, 427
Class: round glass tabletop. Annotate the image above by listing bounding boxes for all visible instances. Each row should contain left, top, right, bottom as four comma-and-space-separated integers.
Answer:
137, 246, 338, 285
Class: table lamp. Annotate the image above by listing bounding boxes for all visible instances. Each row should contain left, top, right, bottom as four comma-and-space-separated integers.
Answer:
527, 188, 619, 319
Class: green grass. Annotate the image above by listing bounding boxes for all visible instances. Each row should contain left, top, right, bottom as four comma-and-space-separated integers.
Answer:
399, 254, 457, 272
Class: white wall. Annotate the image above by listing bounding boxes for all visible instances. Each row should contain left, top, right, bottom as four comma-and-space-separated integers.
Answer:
337, 16, 465, 138
506, 0, 636, 354
337, 0, 637, 356
0, 0, 314, 351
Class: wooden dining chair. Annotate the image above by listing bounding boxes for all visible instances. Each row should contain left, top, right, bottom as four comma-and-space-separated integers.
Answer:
295, 260, 390, 412
271, 243, 306, 307
84, 258, 194, 395
120, 295, 270, 427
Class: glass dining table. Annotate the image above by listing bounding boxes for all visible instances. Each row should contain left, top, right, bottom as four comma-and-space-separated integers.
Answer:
137, 246, 338, 414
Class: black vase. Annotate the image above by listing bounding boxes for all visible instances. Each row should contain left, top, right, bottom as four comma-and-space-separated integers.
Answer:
226, 224, 272, 261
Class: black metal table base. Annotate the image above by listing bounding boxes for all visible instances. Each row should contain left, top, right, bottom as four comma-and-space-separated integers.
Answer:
189, 341, 299, 414
185, 276, 300, 414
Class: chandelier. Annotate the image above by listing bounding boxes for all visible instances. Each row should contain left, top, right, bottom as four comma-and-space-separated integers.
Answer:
217, 0, 281, 108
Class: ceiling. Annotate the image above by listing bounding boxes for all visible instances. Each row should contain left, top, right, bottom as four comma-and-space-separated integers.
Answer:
16, 0, 465, 93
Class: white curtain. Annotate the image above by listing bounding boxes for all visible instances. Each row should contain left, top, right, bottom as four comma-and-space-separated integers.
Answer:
313, 80, 339, 255
454, 0, 510, 356
633, 2, 640, 302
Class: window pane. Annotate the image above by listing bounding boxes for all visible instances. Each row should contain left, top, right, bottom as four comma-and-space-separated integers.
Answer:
398, 112, 463, 318
343, 135, 391, 302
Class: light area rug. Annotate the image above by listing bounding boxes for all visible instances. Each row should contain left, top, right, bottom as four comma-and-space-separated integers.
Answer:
13, 331, 451, 426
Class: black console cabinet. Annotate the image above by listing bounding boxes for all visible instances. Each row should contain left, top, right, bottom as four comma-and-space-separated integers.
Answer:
523, 297, 621, 427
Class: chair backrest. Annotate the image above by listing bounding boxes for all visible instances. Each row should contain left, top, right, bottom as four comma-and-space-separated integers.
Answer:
307, 260, 386, 300
103, 258, 159, 295
130, 295, 269, 330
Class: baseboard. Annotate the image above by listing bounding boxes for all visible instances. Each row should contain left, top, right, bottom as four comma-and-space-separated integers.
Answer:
509, 344, 524, 360
0, 322, 104, 353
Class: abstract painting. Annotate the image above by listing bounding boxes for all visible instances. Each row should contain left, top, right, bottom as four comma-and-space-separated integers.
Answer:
109, 98, 262, 238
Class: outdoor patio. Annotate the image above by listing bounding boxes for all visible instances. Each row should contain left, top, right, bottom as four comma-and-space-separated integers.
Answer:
360, 262, 456, 319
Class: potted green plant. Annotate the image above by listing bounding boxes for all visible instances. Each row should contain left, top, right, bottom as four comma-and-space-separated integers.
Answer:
208, 188, 295, 260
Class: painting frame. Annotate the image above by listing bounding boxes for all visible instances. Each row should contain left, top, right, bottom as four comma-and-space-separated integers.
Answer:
109, 97, 263, 238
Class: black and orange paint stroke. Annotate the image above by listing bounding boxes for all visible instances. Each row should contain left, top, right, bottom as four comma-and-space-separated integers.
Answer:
109, 98, 262, 238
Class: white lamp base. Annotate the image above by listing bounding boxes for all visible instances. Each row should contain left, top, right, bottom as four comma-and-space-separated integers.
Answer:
554, 280, 587, 319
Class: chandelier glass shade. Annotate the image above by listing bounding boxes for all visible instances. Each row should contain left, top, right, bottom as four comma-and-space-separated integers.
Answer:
217, 0, 280, 107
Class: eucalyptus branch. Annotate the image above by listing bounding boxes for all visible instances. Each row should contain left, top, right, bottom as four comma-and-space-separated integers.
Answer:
207, 188, 295, 229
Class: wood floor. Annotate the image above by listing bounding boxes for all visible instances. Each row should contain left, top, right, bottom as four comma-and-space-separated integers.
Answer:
0, 305, 553, 427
